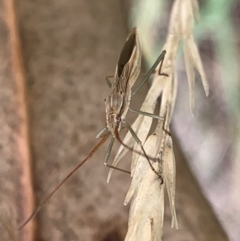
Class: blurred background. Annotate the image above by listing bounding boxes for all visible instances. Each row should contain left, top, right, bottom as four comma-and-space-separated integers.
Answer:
0, 0, 238, 241
129, 0, 240, 240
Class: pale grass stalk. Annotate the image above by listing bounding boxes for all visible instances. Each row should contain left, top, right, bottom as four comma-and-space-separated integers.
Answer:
124, 134, 165, 241
108, 0, 209, 240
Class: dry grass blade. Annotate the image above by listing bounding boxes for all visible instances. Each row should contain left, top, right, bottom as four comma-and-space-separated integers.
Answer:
162, 135, 178, 229
124, 134, 164, 241
180, 0, 209, 108
112, 0, 210, 240
187, 37, 209, 96
184, 41, 196, 115
170, 68, 178, 120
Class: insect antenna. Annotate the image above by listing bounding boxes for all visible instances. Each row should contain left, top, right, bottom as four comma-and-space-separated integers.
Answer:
18, 133, 109, 231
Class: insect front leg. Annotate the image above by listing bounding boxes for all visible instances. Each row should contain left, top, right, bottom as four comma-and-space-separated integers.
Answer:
104, 136, 130, 175
132, 50, 167, 96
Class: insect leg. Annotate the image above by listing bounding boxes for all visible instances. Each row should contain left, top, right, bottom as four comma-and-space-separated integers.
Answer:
105, 76, 113, 88
129, 108, 171, 136
105, 71, 157, 90
129, 108, 164, 120
132, 50, 167, 96
104, 136, 114, 165
104, 136, 130, 174
125, 123, 163, 183
96, 127, 109, 138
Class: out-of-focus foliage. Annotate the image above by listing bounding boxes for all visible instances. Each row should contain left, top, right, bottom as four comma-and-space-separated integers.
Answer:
129, 0, 240, 241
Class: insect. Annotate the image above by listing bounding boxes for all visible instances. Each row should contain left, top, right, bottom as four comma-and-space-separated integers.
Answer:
18, 28, 167, 230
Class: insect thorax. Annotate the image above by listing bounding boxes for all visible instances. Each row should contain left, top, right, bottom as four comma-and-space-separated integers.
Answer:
105, 92, 125, 133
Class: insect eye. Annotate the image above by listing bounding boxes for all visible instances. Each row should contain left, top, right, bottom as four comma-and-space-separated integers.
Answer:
116, 115, 121, 122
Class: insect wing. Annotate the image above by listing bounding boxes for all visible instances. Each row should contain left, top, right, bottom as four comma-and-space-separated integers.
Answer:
113, 28, 141, 92
127, 29, 141, 87
117, 29, 137, 78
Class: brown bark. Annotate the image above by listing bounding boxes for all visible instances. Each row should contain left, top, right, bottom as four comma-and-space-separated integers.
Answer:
0, 0, 229, 240
0, 1, 35, 241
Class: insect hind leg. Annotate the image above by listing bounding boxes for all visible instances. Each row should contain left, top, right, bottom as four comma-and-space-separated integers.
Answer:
104, 136, 130, 175
125, 122, 164, 183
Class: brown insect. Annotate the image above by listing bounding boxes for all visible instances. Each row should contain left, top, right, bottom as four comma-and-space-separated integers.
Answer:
18, 28, 167, 230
